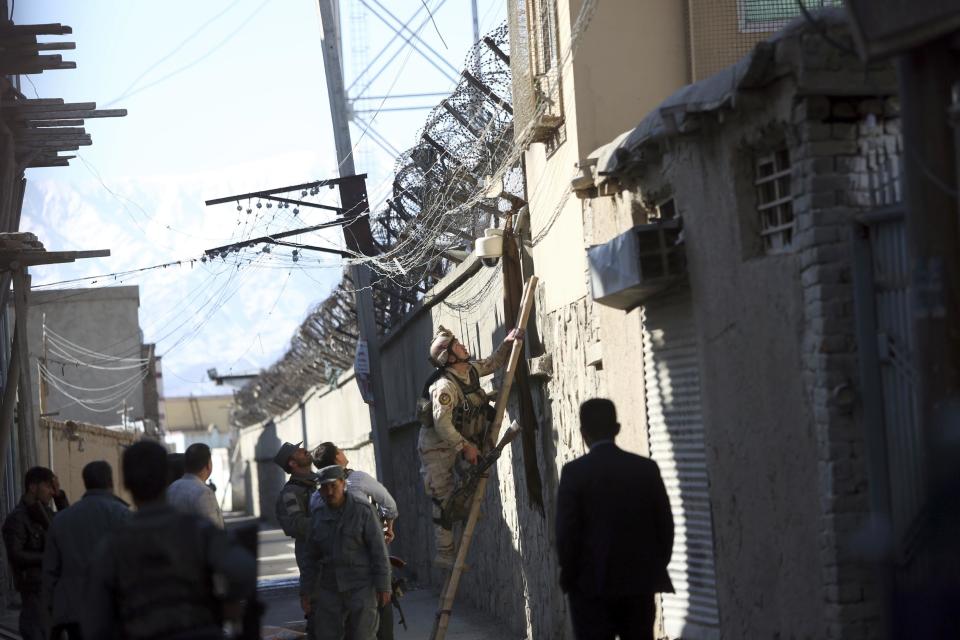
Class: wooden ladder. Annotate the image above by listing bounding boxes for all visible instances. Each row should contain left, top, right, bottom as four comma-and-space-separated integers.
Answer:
429, 275, 539, 640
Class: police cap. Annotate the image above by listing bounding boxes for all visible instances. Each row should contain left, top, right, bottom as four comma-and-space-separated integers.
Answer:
317, 464, 346, 484
273, 441, 302, 473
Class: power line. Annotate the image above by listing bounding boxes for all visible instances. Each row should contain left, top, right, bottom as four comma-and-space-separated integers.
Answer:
104, 0, 273, 106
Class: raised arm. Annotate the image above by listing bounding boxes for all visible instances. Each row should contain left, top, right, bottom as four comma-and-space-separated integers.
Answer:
473, 339, 512, 377
349, 470, 398, 520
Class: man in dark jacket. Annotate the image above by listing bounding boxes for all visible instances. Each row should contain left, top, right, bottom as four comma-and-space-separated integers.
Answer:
42, 460, 130, 639
301, 465, 391, 640
274, 442, 318, 583
555, 399, 675, 640
83, 440, 256, 640
2, 466, 69, 640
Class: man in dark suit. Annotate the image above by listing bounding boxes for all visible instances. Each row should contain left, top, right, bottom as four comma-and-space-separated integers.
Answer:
555, 398, 675, 640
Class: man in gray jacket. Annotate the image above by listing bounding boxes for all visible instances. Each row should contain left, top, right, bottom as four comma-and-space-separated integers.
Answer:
166, 443, 224, 528
301, 465, 391, 640
42, 461, 130, 639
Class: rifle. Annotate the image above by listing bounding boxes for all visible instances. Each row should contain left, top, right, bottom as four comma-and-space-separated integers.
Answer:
436, 420, 523, 530
389, 556, 408, 630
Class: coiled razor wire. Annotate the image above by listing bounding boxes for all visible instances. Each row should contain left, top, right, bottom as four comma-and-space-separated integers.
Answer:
234, 0, 601, 425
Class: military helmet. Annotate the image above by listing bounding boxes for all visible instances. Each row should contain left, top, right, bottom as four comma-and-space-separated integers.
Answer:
429, 325, 456, 366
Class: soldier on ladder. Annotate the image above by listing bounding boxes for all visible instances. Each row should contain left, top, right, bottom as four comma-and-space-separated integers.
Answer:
418, 325, 523, 569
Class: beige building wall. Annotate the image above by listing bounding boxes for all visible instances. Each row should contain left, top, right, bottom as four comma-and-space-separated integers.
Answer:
520, 0, 690, 452
39, 419, 137, 506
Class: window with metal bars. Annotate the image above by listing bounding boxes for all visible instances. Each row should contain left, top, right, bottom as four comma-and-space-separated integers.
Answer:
530, 0, 559, 76
738, 0, 843, 33
754, 149, 795, 254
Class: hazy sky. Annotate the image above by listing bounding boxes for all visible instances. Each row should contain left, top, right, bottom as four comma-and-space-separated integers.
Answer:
12, 0, 504, 401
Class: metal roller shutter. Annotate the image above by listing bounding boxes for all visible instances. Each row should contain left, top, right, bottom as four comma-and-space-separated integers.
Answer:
642, 289, 720, 639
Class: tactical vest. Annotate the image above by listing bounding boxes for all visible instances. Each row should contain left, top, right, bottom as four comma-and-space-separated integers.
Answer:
418, 366, 494, 437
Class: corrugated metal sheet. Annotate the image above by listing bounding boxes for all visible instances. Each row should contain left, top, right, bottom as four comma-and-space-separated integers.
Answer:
642, 290, 720, 640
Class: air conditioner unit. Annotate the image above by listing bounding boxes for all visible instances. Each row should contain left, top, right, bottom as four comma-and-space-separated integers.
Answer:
587, 219, 686, 310
529, 73, 564, 143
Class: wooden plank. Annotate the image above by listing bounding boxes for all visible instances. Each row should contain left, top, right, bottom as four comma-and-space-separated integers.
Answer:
14, 109, 125, 121
2, 101, 96, 113
3, 98, 65, 106
15, 138, 90, 149
27, 119, 84, 128
26, 157, 71, 168
0, 56, 75, 74
1, 23, 73, 35
18, 146, 80, 156
5, 42, 76, 53
0, 249, 110, 267
15, 127, 87, 138
430, 276, 539, 640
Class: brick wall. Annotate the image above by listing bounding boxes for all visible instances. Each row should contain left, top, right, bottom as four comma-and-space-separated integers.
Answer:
793, 93, 901, 639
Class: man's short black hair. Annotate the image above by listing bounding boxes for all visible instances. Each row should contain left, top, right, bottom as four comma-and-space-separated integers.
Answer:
24, 466, 54, 490
123, 440, 168, 503
313, 442, 338, 469
579, 398, 620, 441
82, 460, 113, 490
183, 443, 212, 474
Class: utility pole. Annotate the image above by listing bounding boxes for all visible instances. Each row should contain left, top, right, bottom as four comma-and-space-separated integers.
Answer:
471, 0, 479, 45
317, 0, 393, 487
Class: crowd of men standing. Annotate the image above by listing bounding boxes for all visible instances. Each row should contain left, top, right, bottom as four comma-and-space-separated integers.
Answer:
1, 442, 255, 640
1, 392, 676, 640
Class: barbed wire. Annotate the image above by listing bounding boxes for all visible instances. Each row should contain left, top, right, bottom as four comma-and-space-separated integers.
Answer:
232, 1, 601, 424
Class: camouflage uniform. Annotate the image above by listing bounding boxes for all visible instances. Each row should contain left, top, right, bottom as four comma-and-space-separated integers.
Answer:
418, 341, 510, 557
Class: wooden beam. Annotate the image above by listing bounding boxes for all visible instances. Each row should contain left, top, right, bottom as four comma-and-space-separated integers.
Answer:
2, 101, 96, 113
15, 127, 88, 138
0, 248, 110, 268
12, 269, 37, 469
3, 98, 65, 106
27, 120, 84, 128
1, 23, 73, 36
15, 138, 90, 149
25, 157, 71, 168
12, 108, 126, 121
5, 42, 76, 53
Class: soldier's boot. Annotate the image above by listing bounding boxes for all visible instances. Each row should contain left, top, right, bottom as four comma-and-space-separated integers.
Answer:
432, 510, 456, 570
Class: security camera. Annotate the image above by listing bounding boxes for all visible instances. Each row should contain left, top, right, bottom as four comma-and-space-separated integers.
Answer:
475, 228, 504, 267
